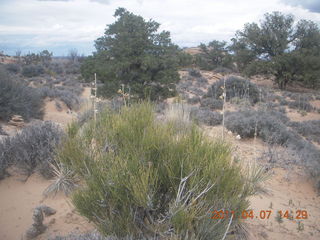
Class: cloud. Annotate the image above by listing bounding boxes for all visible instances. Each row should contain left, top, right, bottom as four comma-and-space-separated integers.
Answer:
38, 0, 71, 2
0, 0, 320, 56
282, 0, 320, 13
90, 0, 110, 4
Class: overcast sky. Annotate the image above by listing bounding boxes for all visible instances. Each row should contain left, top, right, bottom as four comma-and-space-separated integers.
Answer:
0, 0, 320, 56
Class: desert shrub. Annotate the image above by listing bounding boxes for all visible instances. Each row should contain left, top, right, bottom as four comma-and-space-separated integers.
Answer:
289, 120, 320, 144
177, 81, 192, 91
49, 62, 64, 74
190, 107, 222, 126
38, 86, 81, 110
285, 134, 320, 182
65, 62, 81, 74
58, 102, 262, 239
278, 98, 288, 106
22, 64, 45, 77
0, 67, 43, 121
225, 109, 290, 144
0, 138, 10, 179
283, 92, 313, 102
229, 97, 251, 108
0, 121, 63, 178
188, 68, 202, 77
187, 86, 205, 96
200, 98, 223, 110
5, 63, 21, 74
207, 76, 260, 104
187, 95, 201, 104
288, 100, 314, 112
49, 232, 109, 240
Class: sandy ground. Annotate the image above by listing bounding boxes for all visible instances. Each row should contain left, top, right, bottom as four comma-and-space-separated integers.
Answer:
0, 86, 93, 240
205, 125, 320, 240
0, 170, 94, 240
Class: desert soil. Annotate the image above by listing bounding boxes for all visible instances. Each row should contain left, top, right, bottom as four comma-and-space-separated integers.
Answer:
0, 74, 319, 240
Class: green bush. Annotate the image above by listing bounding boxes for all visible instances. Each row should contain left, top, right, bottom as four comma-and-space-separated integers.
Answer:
58, 102, 264, 239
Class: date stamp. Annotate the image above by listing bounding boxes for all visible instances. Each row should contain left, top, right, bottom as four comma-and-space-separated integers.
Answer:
210, 209, 308, 220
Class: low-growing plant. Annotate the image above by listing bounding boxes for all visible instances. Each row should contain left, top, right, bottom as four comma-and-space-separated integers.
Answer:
49, 231, 109, 240
188, 68, 202, 77
44, 161, 79, 197
0, 138, 10, 179
22, 64, 45, 77
225, 109, 290, 144
0, 67, 44, 121
187, 86, 205, 97
5, 63, 21, 74
187, 95, 201, 104
0, 121, 63, 178
289, 120, 320, 144
288, 100, 313, 112
200, 98, 223, 110
190, 108, 223, 126
207, 76, 260, 104
58, 102, 264, 239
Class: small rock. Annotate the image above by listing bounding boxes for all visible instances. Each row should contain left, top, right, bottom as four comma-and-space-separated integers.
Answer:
39, 205, 56, 216
24, 205, 56, 240
235, 135, 241, 140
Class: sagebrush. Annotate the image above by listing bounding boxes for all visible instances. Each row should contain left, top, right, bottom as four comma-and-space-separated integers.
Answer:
0, 67, 44, 121
0, 121, 63, 178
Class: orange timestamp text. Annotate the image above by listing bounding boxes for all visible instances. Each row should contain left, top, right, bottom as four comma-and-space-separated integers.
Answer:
210, 209, 308, 220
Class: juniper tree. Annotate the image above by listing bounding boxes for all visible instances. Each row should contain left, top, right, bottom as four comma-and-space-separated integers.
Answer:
81, 8, 180, 100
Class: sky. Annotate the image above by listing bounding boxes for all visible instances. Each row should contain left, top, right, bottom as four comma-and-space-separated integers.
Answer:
0, 0, 320, 56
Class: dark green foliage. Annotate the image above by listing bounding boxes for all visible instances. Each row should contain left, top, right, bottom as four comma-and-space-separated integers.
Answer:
24, 50, 52, 66
177, 51, 193, 67
0, 121, 63, 179
58, 102, 261, 239
233, 12, 320, 89
195, 40, 233, 70
0, 67, 43, 121
207, 76, 260, 104
22, 64, 45, 77
190, 108, 222, 126
81, 8, 180, 100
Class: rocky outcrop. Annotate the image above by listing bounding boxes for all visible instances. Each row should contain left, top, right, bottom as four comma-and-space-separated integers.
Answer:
24, 205, 56, 240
